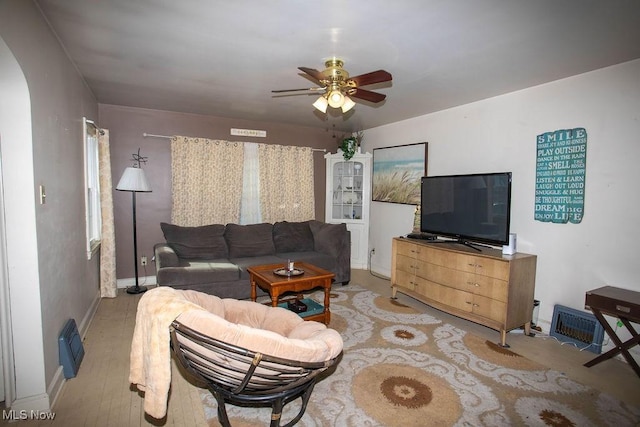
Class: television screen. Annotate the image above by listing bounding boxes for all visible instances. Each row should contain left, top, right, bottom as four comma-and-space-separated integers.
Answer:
420, 172, 512, 246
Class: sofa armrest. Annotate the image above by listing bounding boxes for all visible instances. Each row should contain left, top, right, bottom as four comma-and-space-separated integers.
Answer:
154, 243, 180, 270
309, 221, 351, 284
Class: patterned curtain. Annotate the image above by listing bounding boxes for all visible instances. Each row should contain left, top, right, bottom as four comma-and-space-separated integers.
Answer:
258, 144, 315, 222
171, 136, 244, 226
98, 129, 117, 298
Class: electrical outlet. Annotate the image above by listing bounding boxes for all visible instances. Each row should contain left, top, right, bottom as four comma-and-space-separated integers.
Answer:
141, 256, 147, 266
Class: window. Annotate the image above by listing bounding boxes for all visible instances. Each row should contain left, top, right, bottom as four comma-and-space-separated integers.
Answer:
84, 117, 101, 259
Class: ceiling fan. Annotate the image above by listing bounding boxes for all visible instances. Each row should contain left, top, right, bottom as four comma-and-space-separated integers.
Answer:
272, 58, 392, 113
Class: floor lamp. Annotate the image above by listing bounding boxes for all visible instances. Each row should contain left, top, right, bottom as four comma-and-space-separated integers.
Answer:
116, 165, 152, 294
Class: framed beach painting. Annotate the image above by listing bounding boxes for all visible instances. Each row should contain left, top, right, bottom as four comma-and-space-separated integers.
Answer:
372, 142, 428, 205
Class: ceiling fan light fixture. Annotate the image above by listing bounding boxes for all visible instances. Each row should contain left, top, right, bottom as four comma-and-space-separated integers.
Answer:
327, 90, 344, 108
341, 96, 355, 113
313, 95, 328, 113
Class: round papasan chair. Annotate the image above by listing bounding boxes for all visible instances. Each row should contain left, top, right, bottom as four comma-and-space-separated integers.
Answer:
129, 286, 343, 427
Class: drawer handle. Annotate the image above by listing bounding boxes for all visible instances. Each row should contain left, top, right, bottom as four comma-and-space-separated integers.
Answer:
616, 305, 631, 314
466, 281, 480, 287
467, 263, 484, 269
465, 301, 479, 307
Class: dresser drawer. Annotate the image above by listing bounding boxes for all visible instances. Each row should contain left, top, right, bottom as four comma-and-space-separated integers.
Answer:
414, 259, 509, 303
396, 254, 419, 275
416, 245, 459, 268
415, 279, 473, 314
456, 254, 509, 280
461, 272, 509, 302
394, 270, 418, 292
395, 240, 422, 258
472, 294, 507, 323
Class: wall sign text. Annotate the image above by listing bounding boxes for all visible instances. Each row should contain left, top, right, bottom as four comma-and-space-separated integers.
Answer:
534, 128, 587, 224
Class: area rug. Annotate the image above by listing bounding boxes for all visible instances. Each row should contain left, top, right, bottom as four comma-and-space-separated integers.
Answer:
200, 285, 640, 426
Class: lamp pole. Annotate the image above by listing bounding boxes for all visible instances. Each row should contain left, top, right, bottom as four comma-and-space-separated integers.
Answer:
127, 191, 145, 294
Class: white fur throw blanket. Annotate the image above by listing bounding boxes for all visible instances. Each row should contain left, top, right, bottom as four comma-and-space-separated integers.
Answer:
129, 287, 205, 419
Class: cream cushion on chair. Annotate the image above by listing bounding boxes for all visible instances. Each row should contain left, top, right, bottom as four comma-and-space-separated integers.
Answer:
176, 293, 343, 363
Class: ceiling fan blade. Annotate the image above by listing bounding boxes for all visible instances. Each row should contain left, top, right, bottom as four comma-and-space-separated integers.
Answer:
350, 88, 387, 103
272, 87, 325, 93
349, 70, 392, 87
298, 66, 326, 82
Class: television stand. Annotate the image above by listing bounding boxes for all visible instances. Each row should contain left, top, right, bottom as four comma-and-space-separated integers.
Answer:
391, 237, 537, 347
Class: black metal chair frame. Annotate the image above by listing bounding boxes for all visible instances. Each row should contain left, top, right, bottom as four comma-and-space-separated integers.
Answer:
170, 320, 341, 427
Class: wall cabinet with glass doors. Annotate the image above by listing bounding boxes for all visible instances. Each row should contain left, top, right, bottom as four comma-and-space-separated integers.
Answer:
325, 151, 371, 269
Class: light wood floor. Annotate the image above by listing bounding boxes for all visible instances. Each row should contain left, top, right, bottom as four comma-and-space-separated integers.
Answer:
2, 269, 638, 426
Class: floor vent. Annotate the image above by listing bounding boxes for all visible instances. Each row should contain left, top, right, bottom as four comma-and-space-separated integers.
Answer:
59, 318, 85, 379
550, 304, 604, 354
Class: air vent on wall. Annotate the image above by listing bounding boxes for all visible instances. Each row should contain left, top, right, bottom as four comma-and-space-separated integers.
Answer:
550, 304, 604, 354
59, 318, 85, 378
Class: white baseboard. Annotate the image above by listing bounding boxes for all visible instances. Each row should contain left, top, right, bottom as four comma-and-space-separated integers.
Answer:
46, 366, 66, 411
116, 275, 157, 289
8, 392, 51, 413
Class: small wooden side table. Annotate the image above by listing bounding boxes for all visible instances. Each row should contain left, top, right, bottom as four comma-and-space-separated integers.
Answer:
247, 262, 334, 325
584, 286, 640, 377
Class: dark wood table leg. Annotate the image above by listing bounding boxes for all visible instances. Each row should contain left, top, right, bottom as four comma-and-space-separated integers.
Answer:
584, 308, 640, 377
323, 280, 331, 325
250, 275, 257, 302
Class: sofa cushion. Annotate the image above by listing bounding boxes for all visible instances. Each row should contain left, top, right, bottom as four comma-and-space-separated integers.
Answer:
161, 223, 228, 259
225, 223, 276, 258
158, 259, 239, 285
272, 221, 315, 253
309, 220, 347, 256
230, 255, 285, 279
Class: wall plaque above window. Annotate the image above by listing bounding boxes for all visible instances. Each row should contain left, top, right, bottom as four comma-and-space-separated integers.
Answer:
534, 127, 587, 224
230, 128, 267, 138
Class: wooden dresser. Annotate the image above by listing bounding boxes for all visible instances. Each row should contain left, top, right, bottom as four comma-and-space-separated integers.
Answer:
391, 237, 537, 346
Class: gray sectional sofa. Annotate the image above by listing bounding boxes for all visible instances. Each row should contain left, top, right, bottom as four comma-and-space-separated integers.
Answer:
154, 220, 350, 299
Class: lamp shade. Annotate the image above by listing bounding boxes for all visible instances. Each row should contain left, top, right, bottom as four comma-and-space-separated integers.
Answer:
341, 96, 356, 113
116, 167, 152, 192
312, 96, 328, 113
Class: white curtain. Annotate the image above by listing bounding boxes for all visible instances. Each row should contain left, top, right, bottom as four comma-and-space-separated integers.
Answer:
171, 136, 244, 226
240, 142, 262, 224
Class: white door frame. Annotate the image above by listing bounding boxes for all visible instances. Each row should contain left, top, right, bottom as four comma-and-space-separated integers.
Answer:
0, 36, 48, 411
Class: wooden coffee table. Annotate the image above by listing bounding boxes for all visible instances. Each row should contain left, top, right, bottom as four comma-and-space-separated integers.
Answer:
247, 261, 335, 324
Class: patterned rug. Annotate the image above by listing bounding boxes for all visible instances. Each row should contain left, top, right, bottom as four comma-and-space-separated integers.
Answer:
200, 285, 640, 426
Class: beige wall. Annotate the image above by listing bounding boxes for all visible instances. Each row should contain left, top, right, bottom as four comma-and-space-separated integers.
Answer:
98, 104, 337, 280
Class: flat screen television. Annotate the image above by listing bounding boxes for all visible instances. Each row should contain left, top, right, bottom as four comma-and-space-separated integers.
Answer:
420, 172, 512, 247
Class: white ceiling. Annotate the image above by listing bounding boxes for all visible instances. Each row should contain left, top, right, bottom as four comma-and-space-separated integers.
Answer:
36, 0, 640, 133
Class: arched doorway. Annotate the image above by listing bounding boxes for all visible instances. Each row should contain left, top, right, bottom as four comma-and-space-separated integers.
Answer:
0, 36, 48, 411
